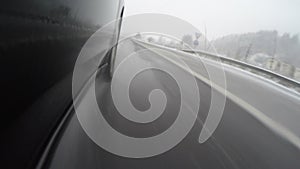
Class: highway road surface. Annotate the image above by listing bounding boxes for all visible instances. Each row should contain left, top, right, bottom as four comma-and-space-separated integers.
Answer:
45, 39, 300, 169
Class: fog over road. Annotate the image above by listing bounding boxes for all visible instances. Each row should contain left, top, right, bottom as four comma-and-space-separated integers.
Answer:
47, 39, 300, 169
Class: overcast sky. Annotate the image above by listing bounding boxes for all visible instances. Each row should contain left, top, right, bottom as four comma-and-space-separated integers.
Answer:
124, 0, 300, 40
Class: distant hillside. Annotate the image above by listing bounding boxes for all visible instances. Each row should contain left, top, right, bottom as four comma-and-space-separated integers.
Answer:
212, 31, 300, 67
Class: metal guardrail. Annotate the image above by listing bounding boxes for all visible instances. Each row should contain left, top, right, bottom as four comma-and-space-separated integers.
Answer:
182, 49, 300, 84
133, 39, 300, 92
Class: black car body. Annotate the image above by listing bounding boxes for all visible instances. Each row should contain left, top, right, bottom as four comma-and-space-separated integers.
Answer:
0, 0, 124, 168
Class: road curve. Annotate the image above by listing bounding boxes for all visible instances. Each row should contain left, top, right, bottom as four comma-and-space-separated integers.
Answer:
45, 39, 300, 169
